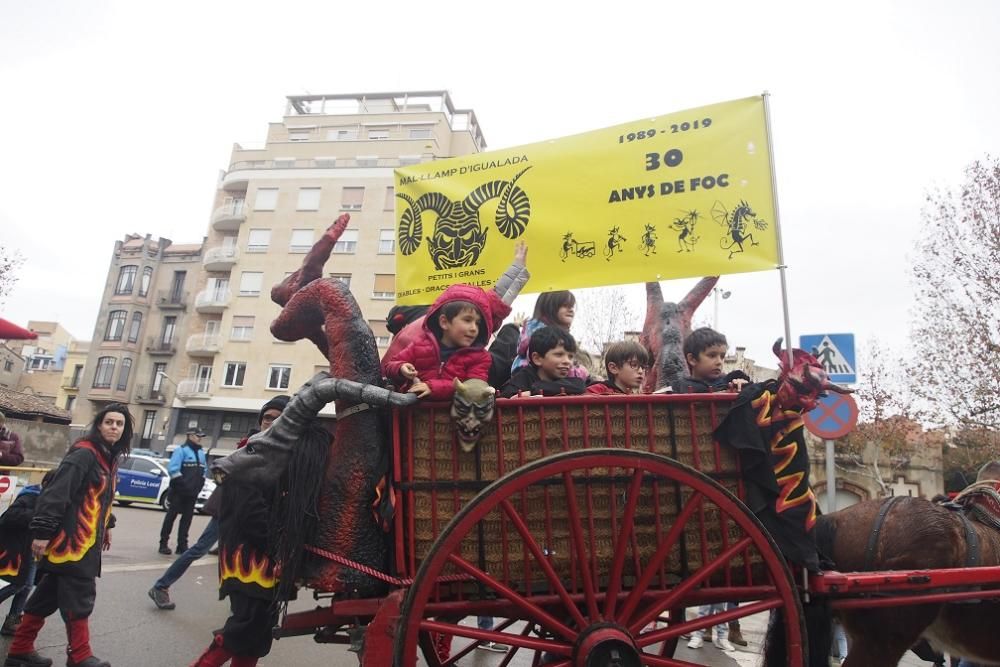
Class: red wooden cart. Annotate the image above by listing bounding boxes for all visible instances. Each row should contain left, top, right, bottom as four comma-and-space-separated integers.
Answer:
277, 393, 1000, 666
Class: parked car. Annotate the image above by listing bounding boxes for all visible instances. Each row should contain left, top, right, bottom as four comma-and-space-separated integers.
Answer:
115, 454, 216, 512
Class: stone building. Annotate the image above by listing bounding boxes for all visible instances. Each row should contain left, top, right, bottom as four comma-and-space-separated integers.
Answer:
76, 91, 486, 455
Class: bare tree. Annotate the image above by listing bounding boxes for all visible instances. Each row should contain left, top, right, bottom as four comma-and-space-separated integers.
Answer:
573, 286, 640, 376
0, 245, 25, 308
910, 157, 1000, 432
838, 339, 924, 495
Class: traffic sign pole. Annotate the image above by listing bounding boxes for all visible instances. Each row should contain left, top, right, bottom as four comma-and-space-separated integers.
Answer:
826, 439, 836, 513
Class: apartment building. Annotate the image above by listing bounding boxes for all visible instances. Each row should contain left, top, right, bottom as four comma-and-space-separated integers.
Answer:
55, 340, 90, 417
75, 235, 205, 452
11, 321, 76, 404
75, 91, 486, 454
0, 344, 24, 390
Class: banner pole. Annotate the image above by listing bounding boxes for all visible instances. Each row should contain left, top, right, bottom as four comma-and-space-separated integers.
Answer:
762, 91, 794, 369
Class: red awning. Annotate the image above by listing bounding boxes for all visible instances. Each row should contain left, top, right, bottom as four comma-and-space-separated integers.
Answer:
0, 318, 37, 340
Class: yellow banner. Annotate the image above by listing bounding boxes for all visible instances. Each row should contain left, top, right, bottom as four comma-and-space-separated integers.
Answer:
394, 96, 778, 304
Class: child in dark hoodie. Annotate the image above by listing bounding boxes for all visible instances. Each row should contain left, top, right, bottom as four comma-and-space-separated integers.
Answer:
501, 327, 587, 398
0, 472, 55, 636
670, 327, 751, 394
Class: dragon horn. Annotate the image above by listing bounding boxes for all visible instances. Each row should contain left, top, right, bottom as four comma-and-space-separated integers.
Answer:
804, 363, 856, 395
268, 372, 418, 442
824, 381, 855, 395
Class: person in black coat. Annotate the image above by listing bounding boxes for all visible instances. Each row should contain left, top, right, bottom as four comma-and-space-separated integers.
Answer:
5, 404, 132, 667
0, 471, 54, 636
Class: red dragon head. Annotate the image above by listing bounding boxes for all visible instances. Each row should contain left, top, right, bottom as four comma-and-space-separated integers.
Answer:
772, 338, 853, 412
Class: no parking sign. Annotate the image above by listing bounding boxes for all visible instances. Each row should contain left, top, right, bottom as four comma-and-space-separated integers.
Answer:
803, 394, 859, 439
0, 475, 17, 513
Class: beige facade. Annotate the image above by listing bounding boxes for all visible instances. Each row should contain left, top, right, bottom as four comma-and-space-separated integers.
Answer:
79, 92, 486, 454
10, 321, 76, 404
0, 344, 24, 390
55, 340, 90, 418
75, 235, 205, 452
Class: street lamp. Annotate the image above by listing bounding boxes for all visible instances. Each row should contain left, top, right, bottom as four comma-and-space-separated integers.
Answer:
713, 288, 732, 330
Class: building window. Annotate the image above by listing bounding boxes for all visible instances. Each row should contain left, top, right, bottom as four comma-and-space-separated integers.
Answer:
329, 128, 358, 141
297, 188, 321, 210
333, 230, 358, 254
247, 229, 271, 253
230, 316, 254, 341
115, 266, 137, 295
399, 155, 421, 166
372, 274, 396, 300
169, 271, 186, 302
222, 361, 247, 387
65, 395, 76, 412
409, 128, 433, 139
105, 310, 127, 341
314, 156, 336, 168
254, 188, 278, 211
378, 230, 395, 254
92, 357, 115, 389
289, 229, 314, 253
239, 272, 263, 296
288, 129, 310, 142
161, 316, 176, 345
141, 410, 157, 440
328, 273, 351, 288
384, 186, 395, 210
341, 187, 364, 210
267, 364, 291, 390
70, 364, 83, 388
356, 156, 378, 167
151, 363, 167, 390
367, 129, 389, 140
274, 158, 295, 169
128, 312, 143, 343
3, 360, 12, 372
117, 358, 132, 391
369, 320, 391, 348
139, 266, 153, 297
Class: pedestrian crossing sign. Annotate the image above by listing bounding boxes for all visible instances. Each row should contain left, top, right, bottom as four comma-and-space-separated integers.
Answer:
798, 333, 856, 384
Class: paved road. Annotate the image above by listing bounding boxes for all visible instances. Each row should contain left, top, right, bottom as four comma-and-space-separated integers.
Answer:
0, 504, 936, 666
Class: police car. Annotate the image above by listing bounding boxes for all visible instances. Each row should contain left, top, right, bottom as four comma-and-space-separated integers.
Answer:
114, 454, 215, 512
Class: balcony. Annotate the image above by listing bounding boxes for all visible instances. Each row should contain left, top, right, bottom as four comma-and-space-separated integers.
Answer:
156, 290, 188, 310
177, 379, 211, 399
211, 202, 247, 231
134, 384, 166, 405
195, 289, 231, 314
186, 333, 221, 356
203, 246, 239, 272
146, 336, 177, 356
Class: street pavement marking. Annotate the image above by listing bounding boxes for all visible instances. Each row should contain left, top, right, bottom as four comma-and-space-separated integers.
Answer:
104, 557, 217, 573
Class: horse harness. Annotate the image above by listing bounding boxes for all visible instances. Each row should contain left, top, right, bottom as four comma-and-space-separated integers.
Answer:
863, 495, 981, 570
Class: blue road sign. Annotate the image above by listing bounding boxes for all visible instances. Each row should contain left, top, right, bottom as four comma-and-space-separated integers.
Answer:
799, 333, 856, 384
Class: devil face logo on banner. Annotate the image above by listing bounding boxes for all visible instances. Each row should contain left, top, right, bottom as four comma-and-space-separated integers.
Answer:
396, 167, 532, 270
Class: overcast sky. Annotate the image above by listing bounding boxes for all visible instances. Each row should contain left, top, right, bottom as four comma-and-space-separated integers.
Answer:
2, 0, 998, 370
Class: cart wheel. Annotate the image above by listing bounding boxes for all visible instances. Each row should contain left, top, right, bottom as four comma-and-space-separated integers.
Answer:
394, 448, 805, 666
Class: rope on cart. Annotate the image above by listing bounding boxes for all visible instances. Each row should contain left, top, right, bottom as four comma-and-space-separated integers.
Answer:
304, 544, 474, 586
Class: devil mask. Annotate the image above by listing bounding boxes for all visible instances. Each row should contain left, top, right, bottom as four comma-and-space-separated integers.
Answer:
451, 378, 496, 451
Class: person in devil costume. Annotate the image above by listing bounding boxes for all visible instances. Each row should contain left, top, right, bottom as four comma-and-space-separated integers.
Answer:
187, 477, 279, 667
5, 403, 133, 667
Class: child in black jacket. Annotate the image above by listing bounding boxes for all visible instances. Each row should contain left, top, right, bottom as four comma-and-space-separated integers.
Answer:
501, 327, 587, 398
670, 327, 751, 394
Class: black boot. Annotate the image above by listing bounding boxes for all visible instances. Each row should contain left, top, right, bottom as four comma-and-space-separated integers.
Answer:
66, 658, 110, 667
158, 543, 171, 555
1, 612, 21, 636
3, 652, 53, 667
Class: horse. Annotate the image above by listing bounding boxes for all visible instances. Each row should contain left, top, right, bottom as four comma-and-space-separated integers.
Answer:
765, 496, 1000, 666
